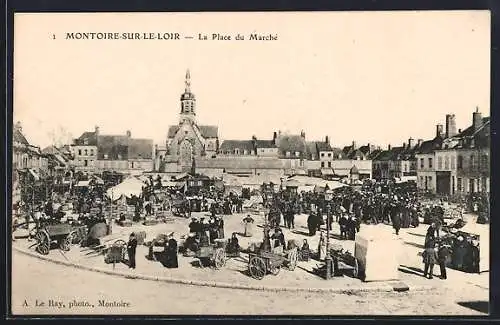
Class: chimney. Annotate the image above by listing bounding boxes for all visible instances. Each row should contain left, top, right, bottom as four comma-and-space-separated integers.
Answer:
445, 114, 457, 138
367, 143, 371, 154
352, 141, 357, 150
417, 139, 423, 147
95, 125, 100, 135
402, 142, 406, 149
15, 121, 22, 133
273, 131, 277, 142
126, 130, 131, 137
408, 137, 415, 148
473, 107, 483, 131
300, 130, 306, 139
388, 144, 391, 150
325, 135, 330, 144
436, 124, 444, 138
458, 128, 462, 133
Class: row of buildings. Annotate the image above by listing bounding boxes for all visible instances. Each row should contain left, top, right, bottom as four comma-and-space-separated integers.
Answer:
12, 70, 490, 198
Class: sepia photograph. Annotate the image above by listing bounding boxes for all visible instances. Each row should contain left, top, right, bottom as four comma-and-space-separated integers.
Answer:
10, 11, 490, 316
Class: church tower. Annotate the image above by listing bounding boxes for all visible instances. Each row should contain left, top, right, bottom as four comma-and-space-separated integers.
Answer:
180, 69, 196, 124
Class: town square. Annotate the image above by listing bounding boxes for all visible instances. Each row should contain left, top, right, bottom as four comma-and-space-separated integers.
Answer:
10, 12, 490, 316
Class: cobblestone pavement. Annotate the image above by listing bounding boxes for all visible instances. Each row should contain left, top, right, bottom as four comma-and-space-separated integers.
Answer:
12, 211, 489, 291
11, 252, 488, 315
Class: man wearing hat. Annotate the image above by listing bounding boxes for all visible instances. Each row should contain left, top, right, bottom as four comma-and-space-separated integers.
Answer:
127, 232, 138, 269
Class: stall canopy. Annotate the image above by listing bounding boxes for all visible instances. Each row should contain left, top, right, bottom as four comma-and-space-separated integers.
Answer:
106, 176, 144, 199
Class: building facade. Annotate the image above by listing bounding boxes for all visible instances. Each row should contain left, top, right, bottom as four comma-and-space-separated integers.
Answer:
72, 127, 154, 175
416, 109, 490, 195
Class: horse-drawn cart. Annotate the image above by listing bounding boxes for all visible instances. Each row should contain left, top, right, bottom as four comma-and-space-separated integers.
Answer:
196, 239, 227, 269
247, 247, 298, 280
35, 223, 75, 255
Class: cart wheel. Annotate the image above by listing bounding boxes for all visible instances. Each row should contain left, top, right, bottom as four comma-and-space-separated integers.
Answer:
113, 239, 126, 247
288, 249, 298, 271
60, 235, 71, 251
36, 230, 50, 255
270, 264, 281, 276
214, 248, 226, 269
248, 256, 266, 280
353, 258, 359, 278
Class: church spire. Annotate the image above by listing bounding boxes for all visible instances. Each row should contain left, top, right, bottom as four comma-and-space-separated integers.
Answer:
180, 69, 196, 123
185, 69, 191, 93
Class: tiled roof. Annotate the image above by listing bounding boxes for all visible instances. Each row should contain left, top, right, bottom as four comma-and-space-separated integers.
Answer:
198, 125, 218, 138
13, 128, 30, 146
368, 149, 382, 160
167, 124, 218, 139
97, 135, 129, 160
74, 131, 98, 146
277, 135, 307, 157
255, 140, 276, 148
219, 140, 254, 153
455, 117, 490, 138
128, 138, 153, 159
416, 137, 444, 154
316, 142, 333, 152
167, 126, 179, 138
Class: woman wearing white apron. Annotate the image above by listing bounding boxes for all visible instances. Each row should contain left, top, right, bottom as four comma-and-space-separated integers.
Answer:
318, 231, 327, 260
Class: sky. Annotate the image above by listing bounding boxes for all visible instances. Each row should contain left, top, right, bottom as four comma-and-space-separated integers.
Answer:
13, 11, 490, 150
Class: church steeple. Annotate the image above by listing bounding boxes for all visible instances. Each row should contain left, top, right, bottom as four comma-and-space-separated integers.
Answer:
180, 69, 196, 123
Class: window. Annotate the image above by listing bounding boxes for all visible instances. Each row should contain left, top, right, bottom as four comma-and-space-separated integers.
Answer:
328, 153, 332, 157
321, 162, 325, 168
420, 176, 424, 184
78, 149, 82, 156
321, 153, 325, 157
444, 156, 449, 169
327, 161, 332, 168
428, 158, 433, 169
84, 149, 88, 156
84, 160, 88, 167
90, 149, 94, 156
104, 154, 109, 159
437, 156, 443, 170
286, 152, 291, 157
481, 154, 489, 170
457, 178, 463, 192
235, 149, 240, 155
131, 162, 134, 168
295, 151, 300, 157
457, 155, 463, 169
420, 158, 424, 169
470, 155, 475, 170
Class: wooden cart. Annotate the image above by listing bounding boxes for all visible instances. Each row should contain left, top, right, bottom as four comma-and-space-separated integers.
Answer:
34, 223, 75, 255
195, 239, 227, 269
247, 247, 298, 280
104, 239, 127, 267
330, 248, 359, 278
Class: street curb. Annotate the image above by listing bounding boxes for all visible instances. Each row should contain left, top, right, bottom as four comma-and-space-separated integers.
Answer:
13, 246, 432, 294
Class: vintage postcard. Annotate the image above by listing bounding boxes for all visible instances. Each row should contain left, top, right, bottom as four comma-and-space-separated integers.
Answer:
10, 11, 490, 316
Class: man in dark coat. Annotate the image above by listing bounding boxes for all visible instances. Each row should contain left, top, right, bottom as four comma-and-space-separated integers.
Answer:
437, 241, 450, 279
127, 233, 138, 269
307, 212, 317, 236
391, 204, 401, 235
164, 238, 178, 268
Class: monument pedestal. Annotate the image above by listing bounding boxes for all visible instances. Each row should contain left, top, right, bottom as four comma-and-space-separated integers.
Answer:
354, 225, 401, 282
